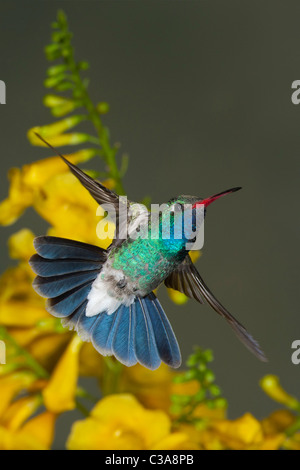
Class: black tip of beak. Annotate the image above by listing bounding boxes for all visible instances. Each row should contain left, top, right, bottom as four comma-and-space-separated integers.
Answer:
231, 187, 242, 193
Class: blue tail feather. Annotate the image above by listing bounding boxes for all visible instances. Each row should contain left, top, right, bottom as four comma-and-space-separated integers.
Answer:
46, 282, 94, 318
33, 236, 106, 261
91, 309, 122, 356
112, 305, 137, 367
61, 300, 87, 330
134, 298, 161, 370
76, 311, 102, 343
146, 293, 182, 368
29, 254, 101, 277
33, 270, 99, 298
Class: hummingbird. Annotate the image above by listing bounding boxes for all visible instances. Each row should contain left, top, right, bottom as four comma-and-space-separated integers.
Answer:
29, 136, 267, 369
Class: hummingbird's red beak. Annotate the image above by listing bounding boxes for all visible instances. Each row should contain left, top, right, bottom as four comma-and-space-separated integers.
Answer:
192, 187, 242, 209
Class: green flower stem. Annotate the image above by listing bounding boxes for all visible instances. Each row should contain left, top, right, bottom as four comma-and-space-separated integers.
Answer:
75, 398, 91, 417
56, 14, 125, 195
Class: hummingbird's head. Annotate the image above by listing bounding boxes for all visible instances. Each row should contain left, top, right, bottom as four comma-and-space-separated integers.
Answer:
165, 187, 242, 251
167, 187, 242, 213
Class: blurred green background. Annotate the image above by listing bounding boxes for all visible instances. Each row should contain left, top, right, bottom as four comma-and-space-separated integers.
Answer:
0, 0, 299, 448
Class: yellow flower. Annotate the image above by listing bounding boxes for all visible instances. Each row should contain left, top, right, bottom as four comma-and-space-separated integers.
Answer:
78, 342, 103, 378
22, 149, 96, 188
261, 409, 296, 435
27, 115, 86, 142
261, 409, 299, 450
0, 372, 36, 420
0, 371, 56, 450
190, 250, 201, 264
0, 168, 34, 225
1, 395, 42, 431
152, 432, 200, 450
67, 394, 197, 450
27, 332, 71, 371
167, 289, 189, 305
0, 149, 95, 226
175, 423, 225, 450
29, 132, 92, 147
43, 335, 82, 413
8, 229, 36, 261
284, 432, 300, 450
43, 95, 79, 117
0, 406, 56, 450
211, 413, 264, 450
121, 363, 174, 411
36, 172, 114, 248
0, 261, 35, 303
260, 375, 300, 410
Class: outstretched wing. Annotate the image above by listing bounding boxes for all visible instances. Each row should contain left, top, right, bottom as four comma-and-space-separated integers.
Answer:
55, 151, 129, 244
165, 255, 267, 362
165, 256, 205, 304
34, 134, 148, 247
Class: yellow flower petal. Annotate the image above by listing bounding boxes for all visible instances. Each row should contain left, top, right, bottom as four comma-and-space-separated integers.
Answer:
193, 402, 226, 421
28, 132, 91, 147
0, 262, 38, 304
22, 149, 96, 188
176, 424, 225, 450
121, 363, 174, 411
261, 409, 296, 435
43, 335, 82, 413
0, 302, 47, 327
0, 425, 11, 450
2, 395, 41, 431
167, 288, 188, 305
0, 168, 34, 225
33, 172, 98, 230
79, 342, 103, 377
211, 413, 263, 450
27, 332, 71, 371
283, 432, 300, 450
152, 432, 200, 450
43, 95, 78, 116
256, 433, 285, 450
67, 394, 171, 450
20, 411, 56, 449
8, 229, 35, 261
189, 250, 201, 263
0, 372, 36, 420
260, 375, 300, 410
33, 171, 112, 248
43, 94, 73, 108
27, 116, 85, 142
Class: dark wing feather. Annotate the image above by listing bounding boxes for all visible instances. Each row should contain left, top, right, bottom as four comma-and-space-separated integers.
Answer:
34, 134, 135, 246
59, 154, 121, 209
165, 255, 267, 362
165, 256, 205, 304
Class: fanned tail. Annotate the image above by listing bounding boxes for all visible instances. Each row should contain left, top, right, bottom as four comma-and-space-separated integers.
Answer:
63, 293, 181, 370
